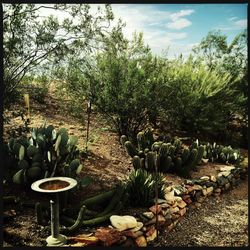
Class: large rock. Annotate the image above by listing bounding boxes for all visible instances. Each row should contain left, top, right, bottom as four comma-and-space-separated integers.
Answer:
219, 166, 235, 172
144, 215, 165, 226
210, 175, 217, 182
123, 230, 143, 239
173, 185, 186, 196
179, 207, 187, 217
206, 186, 214, 195
169, 207, 179, 214
200, 176, 210, 181
171, 213, 180, 220
110, 215, 138, 231
177, 200, 187, 209
193, 184, 203, 191
68, 234, 100, 246
95, 227, 122, 246
135, 236, 147, 247
164, 190, 175, 203
146, 225, 157, 242
130, 222, 143, 232
153, 198, 168, 204
149, 205, 162, 215
143, 212, 154, 219
160, 203, 170, 209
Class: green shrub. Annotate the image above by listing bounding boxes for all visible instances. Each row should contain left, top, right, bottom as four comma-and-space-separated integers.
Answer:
125, 168, 166, 207
159, 57, 235, 135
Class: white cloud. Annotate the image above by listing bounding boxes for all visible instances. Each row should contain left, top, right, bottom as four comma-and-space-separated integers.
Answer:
228, 16, 237, 21
35, 4, 195, 58
166, 9, 194, 30
170, 9, 194, 20
234, 19, 247, 28
166, 18, 192, 30
110, 5, 195, 57
218, 18, 247, 31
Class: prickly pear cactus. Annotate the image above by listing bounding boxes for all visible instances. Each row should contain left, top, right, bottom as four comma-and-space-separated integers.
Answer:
8, 124, 81, 185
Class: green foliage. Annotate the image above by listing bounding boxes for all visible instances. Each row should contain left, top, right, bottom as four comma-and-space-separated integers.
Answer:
203, 142, 243, 165
193, 29, 247, 79
122, 130, 243, 178
3, 3, 116, 108
121, 131, 201, 177
159, 56, 237, 135
8, 124, 82, 185
125, 168, 166, 207
19, 75, 49, 104
84, 31, 170, 138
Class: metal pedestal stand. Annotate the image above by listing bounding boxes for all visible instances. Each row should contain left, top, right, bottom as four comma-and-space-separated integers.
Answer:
31, 177, 77, 247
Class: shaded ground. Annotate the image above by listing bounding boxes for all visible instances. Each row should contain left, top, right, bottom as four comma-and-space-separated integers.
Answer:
154, 175, 248, 247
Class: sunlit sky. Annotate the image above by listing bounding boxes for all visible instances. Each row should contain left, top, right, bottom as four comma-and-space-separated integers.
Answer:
9, 3, 247, 59
109, 4, 247, 58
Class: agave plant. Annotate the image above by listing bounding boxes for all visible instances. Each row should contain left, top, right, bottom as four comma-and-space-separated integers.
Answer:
125, 168, 166, 207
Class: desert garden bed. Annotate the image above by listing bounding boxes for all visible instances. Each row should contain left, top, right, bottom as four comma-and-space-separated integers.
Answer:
3, 94, 248, 247
3, 146, 248, 247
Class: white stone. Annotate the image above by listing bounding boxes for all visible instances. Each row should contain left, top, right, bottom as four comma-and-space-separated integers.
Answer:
174, 196, 183, 202
206, 186, 214, 195
165, 186, 173, 193
173, 187, 182, 196
177, 200, 187, 209
193, 185, 203, 191
110, 215, 138, 231
220, 166, 235, 172
200, 176, 210, 181
164, 190, 175, 202
202, 159, 209, 163
210, 176, 217, 182
130, 222, 144, 232
170, 207, 179, 214
143, 212, 154, 219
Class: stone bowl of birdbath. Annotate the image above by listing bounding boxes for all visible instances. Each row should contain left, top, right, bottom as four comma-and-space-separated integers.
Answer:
31, 177, 77, 246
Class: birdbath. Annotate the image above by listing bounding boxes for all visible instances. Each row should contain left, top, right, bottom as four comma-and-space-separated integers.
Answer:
31, 177, 77, 246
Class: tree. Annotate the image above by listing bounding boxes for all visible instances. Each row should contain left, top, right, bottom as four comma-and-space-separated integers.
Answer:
158, 56, 237, 136
192, 30, 248, 146
84, 31, 166, 138
3, 3, 115, 107
192, 29, 247, 79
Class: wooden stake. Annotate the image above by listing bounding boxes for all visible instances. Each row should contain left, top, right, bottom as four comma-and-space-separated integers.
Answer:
154, 153, 159, 242
23, 93, 30, 123
85, 100, 91, 152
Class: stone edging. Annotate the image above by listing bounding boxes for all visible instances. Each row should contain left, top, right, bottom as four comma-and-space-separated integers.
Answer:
67, 164, 248, 247
129, 165, 248, 247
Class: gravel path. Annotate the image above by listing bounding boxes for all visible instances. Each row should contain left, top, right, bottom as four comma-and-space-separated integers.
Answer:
155, 176, 248, 247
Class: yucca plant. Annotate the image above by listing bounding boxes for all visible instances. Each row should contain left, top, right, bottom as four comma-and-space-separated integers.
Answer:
125, 169, 166, 207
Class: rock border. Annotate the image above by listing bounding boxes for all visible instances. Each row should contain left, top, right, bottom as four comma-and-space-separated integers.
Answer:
68, 164, 248, 247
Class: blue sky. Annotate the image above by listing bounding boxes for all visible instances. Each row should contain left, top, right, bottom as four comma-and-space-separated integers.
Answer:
110, 4, 248, 58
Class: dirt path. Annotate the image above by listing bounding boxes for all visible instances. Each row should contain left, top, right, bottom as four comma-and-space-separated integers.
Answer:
155, 175, 248, 247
